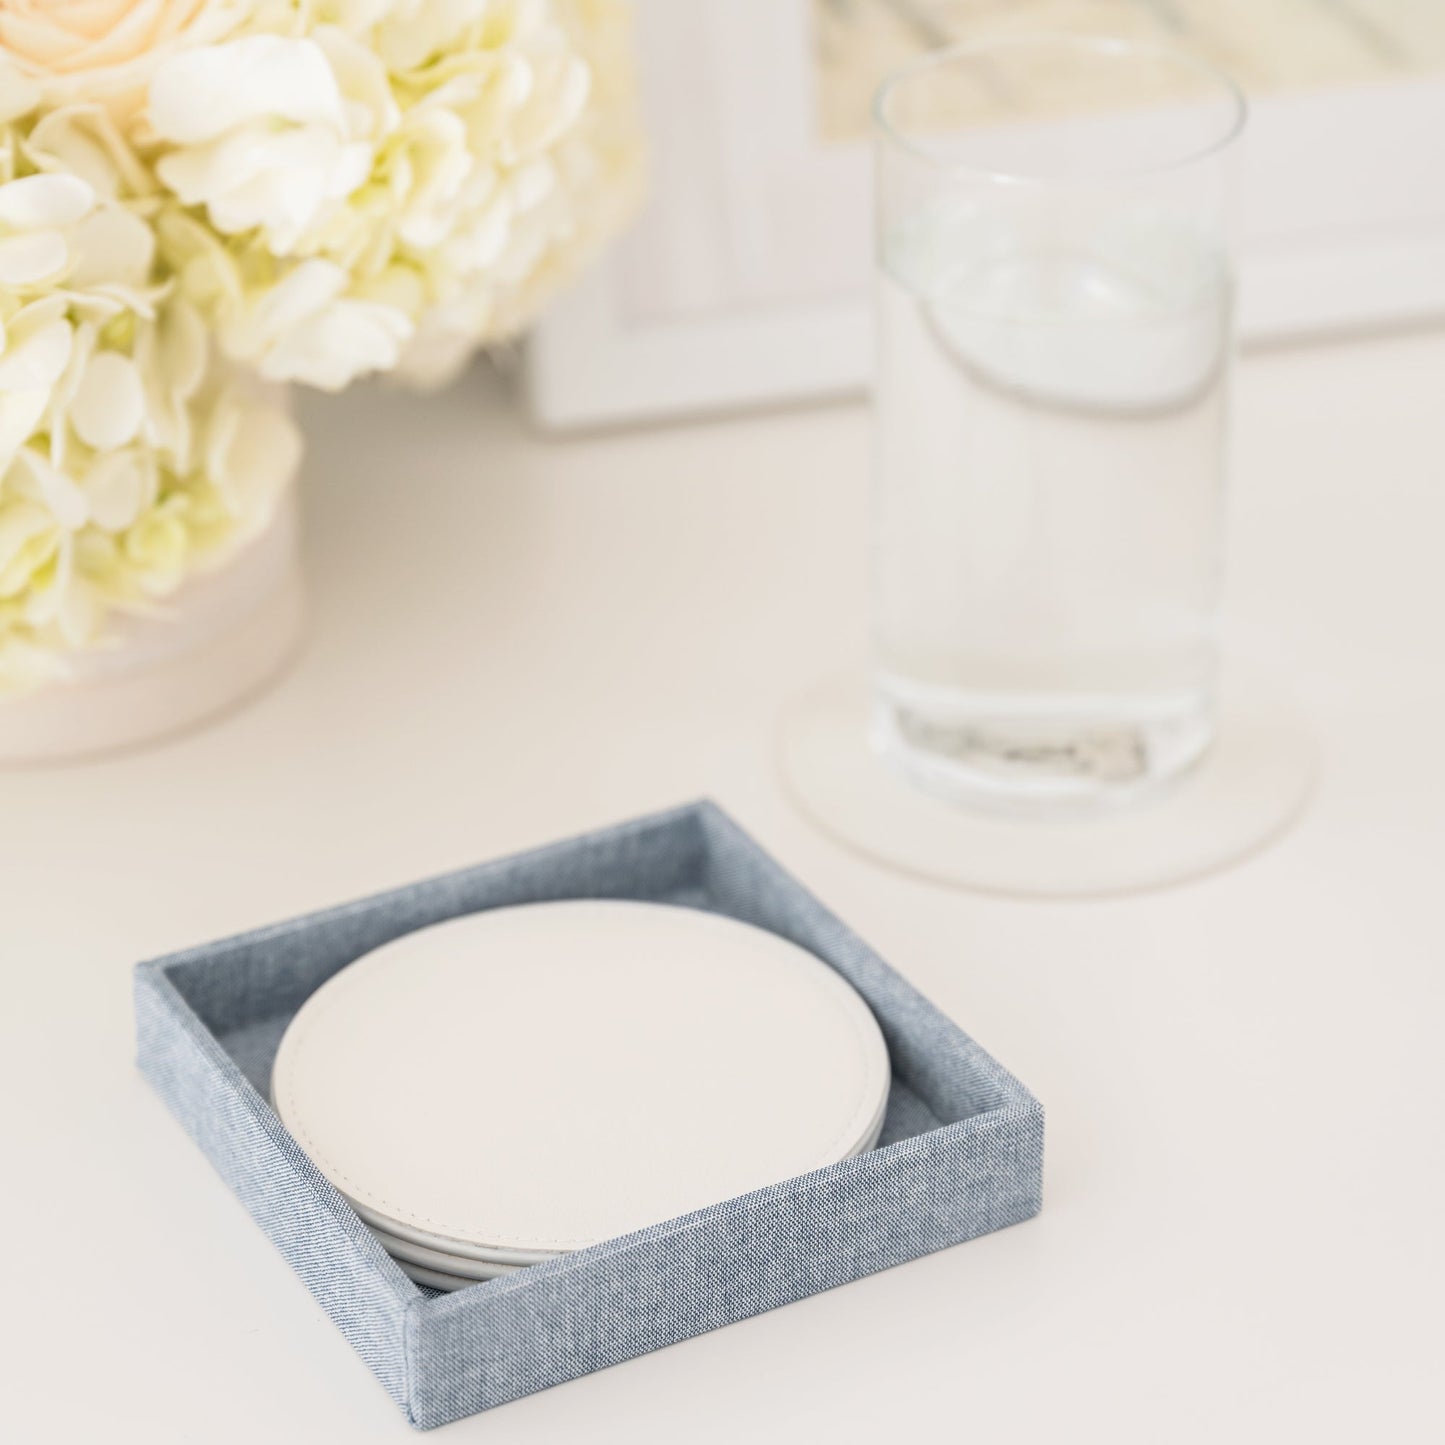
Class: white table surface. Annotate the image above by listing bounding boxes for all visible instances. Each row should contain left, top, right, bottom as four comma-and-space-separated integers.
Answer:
2, 330, 1442, 1443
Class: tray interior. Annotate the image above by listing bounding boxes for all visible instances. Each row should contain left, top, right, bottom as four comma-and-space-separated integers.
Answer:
205, 880, 947, 1151
156, 805, 1003, 1303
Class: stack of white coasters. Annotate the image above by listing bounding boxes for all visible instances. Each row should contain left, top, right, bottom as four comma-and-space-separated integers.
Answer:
272, 900, 892, 1290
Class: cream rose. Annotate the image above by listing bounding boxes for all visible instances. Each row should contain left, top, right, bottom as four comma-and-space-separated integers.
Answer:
0, 0, 247, 108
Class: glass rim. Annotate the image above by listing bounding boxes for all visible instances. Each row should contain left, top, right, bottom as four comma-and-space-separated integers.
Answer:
872, 33, 1249, 184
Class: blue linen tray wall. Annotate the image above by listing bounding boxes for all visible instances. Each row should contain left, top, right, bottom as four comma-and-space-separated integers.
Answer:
134, 801, 1044, 1429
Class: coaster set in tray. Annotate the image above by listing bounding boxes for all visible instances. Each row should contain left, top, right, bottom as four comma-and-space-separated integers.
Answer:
271, 899, 892, 1290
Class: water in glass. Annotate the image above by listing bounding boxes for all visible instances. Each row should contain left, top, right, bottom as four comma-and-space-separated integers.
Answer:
874, 204, 1232, 810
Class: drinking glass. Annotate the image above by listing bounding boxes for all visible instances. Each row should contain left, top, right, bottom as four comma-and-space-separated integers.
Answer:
872, 36, 1246, 812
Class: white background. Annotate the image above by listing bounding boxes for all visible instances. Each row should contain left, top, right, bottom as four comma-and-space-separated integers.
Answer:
1, 328, 1442, 1442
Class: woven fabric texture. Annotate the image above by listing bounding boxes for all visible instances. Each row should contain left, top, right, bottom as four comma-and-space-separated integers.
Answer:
135, 802, 1044, 1429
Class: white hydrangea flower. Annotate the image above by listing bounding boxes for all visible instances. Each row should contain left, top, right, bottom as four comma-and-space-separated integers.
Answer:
0, 0, 643, 686
0, 104, 301, 692
155, 206, 417, 391
0, 170, 94, 286
0, 55, 41, 126
384, 0, 646, 384
148, 33, 381, 253
138, 0, 644, 391
223, 257, 416, 390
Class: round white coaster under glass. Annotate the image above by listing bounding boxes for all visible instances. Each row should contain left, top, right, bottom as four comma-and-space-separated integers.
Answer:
272, 900, 890, 1288
781, 673, 1317, 898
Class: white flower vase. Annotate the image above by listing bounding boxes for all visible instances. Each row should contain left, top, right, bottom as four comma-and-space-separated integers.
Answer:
0, 490, 304, 765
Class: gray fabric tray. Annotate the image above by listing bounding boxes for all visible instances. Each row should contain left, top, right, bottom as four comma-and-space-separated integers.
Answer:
134, 801, 1043, 1429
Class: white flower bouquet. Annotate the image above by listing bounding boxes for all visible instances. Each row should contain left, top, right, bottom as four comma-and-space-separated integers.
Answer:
0, 0, 642, 693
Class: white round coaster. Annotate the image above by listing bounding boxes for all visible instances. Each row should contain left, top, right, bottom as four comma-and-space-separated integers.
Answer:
352, 1202, 559, 1268
395, 1259, 484, 1293
273, 901, 890, 1256
780, 674, 1317, 898
369, 1226, 521, 1282
351, 1080, 892, 1270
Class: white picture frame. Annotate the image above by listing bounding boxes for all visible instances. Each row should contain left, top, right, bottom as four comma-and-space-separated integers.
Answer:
527, 0, 1445, 430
